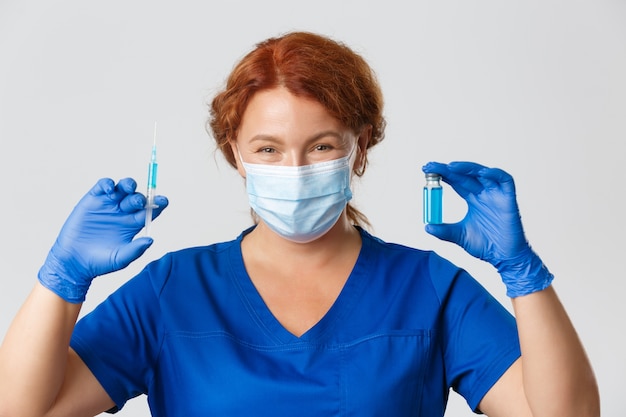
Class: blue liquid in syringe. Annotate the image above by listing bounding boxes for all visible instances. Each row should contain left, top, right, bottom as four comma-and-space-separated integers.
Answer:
423, 186, 442, 224
147, 159, 158, 190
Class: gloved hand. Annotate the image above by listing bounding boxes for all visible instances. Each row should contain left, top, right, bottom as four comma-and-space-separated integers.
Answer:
422, 161, 553, 298
38, 177, 169, 303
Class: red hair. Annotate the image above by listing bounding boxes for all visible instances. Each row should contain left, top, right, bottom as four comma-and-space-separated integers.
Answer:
208, 31, 386, 226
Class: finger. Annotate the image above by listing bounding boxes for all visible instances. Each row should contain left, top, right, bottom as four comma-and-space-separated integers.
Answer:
476, 167, 516, 193
106, 178, 138, 203
447, 161, 489, 175
150, 196, 169, 219
112, 238, 154, 270
117, 177, 138, 194
89, 178, 115, 196
422, 161, 449, 176
442, 172, 484, 198
424, 162, 484, 199
445, 162, 514, 198
425, 222, 465, 246
119, 192, 146, 213
135, 196, 169, 224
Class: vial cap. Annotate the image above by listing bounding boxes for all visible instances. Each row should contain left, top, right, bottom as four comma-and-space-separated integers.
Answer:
425, 173, 442, 180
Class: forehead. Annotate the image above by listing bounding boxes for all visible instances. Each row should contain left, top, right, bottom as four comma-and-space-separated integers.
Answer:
237, 87, 346, 139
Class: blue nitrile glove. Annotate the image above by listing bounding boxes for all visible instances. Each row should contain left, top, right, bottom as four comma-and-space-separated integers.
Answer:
38, 177, 169, 303
422, 161, 553, 298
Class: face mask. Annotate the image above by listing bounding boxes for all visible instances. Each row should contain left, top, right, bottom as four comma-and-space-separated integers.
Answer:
240, 148, 355, 243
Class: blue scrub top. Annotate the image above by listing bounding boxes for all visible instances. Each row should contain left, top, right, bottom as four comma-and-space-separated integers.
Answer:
71, 227, 520, 416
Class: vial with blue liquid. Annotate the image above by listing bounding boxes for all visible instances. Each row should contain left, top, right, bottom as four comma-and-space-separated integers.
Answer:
423, 173, 443, 224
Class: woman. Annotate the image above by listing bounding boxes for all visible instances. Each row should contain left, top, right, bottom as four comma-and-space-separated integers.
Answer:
0, 31, 599, 416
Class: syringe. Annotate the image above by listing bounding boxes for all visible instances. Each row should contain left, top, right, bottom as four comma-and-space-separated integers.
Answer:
144, 122, 159, 236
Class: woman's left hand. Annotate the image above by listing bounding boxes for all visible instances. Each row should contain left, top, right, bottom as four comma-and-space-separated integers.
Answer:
422, 161, 553, 297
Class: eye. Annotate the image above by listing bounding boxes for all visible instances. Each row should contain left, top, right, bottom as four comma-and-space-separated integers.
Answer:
314, 144, 332, 152
251, 145, 282, 163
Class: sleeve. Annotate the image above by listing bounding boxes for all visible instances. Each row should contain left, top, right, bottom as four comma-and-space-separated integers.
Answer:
69, 256, 171, 412
429, 255, 521, 412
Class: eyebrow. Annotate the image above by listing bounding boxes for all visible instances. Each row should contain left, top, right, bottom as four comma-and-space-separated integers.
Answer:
248, 130, 346, 145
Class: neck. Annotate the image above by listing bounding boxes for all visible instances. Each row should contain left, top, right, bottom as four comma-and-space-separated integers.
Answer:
242, 213, 361, 265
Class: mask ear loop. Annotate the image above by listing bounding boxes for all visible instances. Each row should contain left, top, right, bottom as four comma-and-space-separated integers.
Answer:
233, 143, 252, 180
235, 143, 254, 172
348, 142, 357, 160
353, 124, 372, 177
350, 142, 366, 177
235, 144, 244, 164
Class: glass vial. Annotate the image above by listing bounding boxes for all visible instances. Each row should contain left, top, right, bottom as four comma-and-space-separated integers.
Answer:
423, 173, 443, 224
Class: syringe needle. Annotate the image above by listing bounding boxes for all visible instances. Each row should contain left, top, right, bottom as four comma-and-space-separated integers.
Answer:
145, 122, 159, 236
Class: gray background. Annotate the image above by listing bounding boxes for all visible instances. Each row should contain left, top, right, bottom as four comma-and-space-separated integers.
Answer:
1, 0, 624, 415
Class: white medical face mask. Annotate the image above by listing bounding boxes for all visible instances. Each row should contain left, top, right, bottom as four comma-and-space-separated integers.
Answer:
240, 148, 355, 243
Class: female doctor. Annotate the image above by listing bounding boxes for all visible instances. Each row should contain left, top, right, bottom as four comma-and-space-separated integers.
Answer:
0, 31, 599, 416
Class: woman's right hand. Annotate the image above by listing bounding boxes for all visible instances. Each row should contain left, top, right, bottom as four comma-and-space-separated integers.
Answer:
37, 177, 169, 303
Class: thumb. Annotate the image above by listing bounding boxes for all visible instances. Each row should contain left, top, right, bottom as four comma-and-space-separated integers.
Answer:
112, 237, 154, 270
425, 223, 464, 246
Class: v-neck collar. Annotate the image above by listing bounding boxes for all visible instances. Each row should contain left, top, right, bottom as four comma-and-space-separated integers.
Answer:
228, 226, 373, 345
